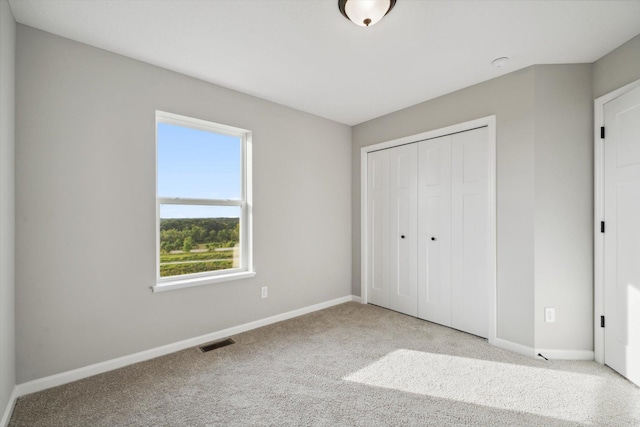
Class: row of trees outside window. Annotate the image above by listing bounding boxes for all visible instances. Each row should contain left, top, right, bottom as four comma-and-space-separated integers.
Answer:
160, 217, 239, 254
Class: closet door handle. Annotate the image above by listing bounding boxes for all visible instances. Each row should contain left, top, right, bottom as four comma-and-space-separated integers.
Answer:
401, 235, 405, 239
431, 237, 437, 241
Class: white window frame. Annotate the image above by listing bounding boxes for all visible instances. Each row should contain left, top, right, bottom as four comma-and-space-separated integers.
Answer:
153, 111, 254, 292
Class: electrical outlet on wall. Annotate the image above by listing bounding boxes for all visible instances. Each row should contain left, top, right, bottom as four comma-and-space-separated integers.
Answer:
544, 307, 555, 323
261, 286, 268, 299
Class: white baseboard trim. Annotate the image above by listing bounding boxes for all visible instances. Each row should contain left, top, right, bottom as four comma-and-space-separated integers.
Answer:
1, 386, 18, 427
351, 295, 362, 304
16, 295, 357, 398
535, 349, 594, 361
492, 338, 536, 358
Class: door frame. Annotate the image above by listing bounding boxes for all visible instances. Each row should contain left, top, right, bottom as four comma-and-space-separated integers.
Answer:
360, 116, 497, 344
594, 78, 640, 365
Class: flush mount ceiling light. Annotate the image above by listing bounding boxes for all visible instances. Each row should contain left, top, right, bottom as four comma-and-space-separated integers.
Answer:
338, 0, 397, 27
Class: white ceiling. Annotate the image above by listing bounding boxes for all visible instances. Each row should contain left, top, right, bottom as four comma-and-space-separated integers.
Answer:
8, 0, 640, 125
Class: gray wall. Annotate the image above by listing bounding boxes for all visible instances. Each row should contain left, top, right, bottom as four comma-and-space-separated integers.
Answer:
0, 0, 16, 417
593, 33, 640, 99
353, 68, 537, 348
15, 26, 352, 383
533, 65, 593, 351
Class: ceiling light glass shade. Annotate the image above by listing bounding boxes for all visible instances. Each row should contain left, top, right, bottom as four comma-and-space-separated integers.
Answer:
339, 0, 396, 27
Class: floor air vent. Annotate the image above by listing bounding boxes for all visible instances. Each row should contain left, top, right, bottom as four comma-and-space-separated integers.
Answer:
199, 338, 235, 353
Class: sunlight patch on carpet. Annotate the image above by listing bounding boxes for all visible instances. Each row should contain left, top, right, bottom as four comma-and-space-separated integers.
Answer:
343, 349, 633, 424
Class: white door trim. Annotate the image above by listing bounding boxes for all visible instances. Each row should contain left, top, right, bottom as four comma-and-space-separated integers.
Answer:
594, 78, 640, 365
360, 116, 497, 345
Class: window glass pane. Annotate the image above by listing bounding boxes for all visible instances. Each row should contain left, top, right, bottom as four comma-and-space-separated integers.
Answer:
157, 122, 241, 199
159, 204, 240, 278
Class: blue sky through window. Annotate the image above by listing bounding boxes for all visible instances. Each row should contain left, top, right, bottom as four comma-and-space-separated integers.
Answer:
158, 122, 241, 219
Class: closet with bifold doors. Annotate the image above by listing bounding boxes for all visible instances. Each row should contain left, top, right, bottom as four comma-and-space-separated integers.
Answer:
366, 126, 492, 338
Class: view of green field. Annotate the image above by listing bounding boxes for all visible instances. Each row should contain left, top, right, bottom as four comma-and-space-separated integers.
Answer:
159, 217, 239, 277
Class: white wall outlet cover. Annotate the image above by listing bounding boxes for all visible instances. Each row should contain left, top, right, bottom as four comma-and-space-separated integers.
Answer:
544, 307, 556, 323
261, 287, 268, 298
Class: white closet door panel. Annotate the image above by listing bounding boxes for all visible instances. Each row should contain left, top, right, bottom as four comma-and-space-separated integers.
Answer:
396, 196, 412, 296
418, 136, 452, 324
367, 150, 390, 308
451, 128, 490, 338
389, 144, 418, 316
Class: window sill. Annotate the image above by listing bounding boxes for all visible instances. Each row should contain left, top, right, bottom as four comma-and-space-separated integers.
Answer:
152, 271, 256, 293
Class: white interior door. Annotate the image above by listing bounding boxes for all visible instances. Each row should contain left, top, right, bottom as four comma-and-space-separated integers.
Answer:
417, 127, 490, 338
367, 149, 390, 309
367, 125, 491, 334
389, 144, 418, 316
366, 144, 418, 316
417, 136, 452, 325
603, 84, 640, 386
450, 128, 490, 338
